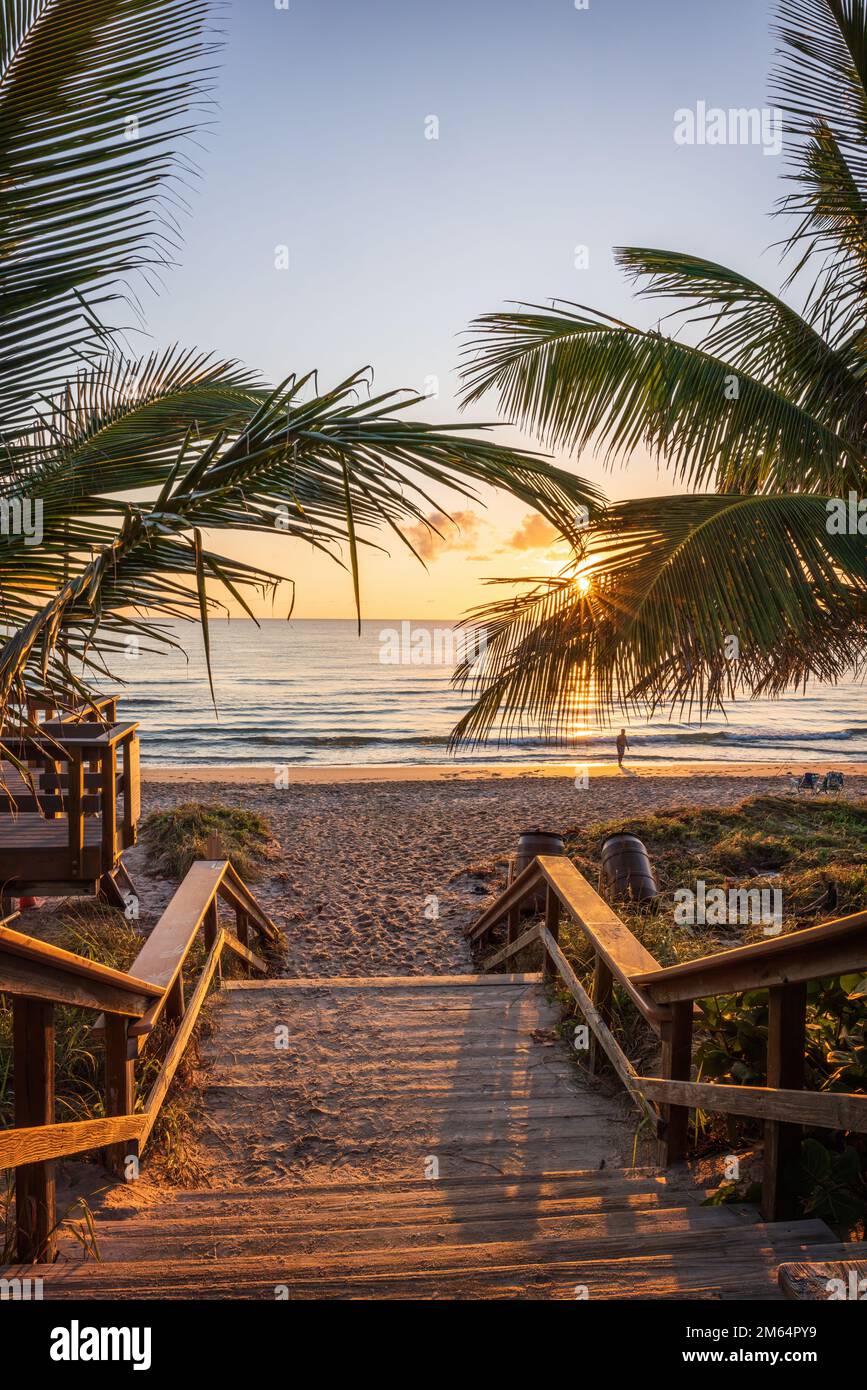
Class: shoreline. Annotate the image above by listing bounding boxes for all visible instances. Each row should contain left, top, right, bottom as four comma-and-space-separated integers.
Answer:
141, 759, 867, 786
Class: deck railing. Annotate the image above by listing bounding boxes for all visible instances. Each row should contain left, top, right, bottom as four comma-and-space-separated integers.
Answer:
0, 859, 280, 1261
470, 854, 867, 1221
0, 720, 140, 900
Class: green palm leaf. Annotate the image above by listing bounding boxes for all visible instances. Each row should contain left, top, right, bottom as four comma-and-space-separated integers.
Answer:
0, 0, 218, 434
450, 494, 867, 745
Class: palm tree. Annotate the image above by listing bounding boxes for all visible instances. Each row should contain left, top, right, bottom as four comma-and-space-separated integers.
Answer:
450, 0, 867, 748
0, 1, 598, 734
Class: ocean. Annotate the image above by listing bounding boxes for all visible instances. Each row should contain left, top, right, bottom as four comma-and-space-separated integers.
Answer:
103, 619, 867, 768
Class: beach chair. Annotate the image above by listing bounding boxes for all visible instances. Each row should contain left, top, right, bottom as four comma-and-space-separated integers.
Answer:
795, 772, 821, 794
819, 770, 845, 795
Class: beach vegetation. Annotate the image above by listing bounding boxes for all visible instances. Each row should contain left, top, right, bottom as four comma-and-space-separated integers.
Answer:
550, 794, 867, 1231
140, 801, 278, 881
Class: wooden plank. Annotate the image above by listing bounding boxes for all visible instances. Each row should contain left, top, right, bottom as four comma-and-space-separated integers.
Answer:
66, 749, 83, 879
220, 862, 281, 942
0, 952, 155, 1017
636, 1077, 867, 1132
535, 857, 670, 1030
0, 1114, 144, 1169
542, 886, 560, 984
538, 926, 661, 1134
0, 922, 161, 997
590, 954, 614, 1077
633, 910, 867, 1003
220, 931, 267, 975
779, 1260, 867, 1301
482, 924, 540, 972
222, 974, 544, 990
140, 933, 225, 1149
658, 1001, 693, 1166
101, 742, 117, 869
466, 859, 543, 943
104, 1016, 136, 1176
125, 735, 140, 827
13, 998, 55, 1261
165, 971, 185, 1023
762, 983, 807, 1221
204, 898, 218, 953
125, 860, 224, 1001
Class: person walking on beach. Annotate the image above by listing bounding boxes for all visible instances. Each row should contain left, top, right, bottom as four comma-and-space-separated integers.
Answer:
616, 728, 629, 768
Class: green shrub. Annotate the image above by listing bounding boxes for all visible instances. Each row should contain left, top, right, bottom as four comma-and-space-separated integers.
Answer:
141, 801, 278, 881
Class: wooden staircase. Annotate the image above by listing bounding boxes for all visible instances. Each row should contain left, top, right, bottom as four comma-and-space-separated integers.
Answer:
8, 973, 865, 1299
11, 1168, 859, 1300
3, 854, 866, 1300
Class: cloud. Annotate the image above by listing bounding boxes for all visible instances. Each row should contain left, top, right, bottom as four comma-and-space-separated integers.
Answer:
504, 512, 561, 551
402, 509, 488, 562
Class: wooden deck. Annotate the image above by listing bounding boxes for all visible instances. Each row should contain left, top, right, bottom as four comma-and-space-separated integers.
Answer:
9, 973, 865, 1300
0, 717, 140, 900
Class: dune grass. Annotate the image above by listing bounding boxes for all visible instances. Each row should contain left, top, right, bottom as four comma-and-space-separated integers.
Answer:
141, 801, 279, 881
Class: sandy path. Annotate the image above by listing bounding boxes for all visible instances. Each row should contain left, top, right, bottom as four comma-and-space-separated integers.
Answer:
120, 765, 867, 977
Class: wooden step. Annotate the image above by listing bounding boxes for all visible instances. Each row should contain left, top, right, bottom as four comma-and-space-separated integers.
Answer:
90, 1201, 758, 1261
10, 1234, 859, 1302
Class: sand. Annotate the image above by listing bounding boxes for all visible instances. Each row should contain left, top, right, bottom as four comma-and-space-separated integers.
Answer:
121, 762, 867, 978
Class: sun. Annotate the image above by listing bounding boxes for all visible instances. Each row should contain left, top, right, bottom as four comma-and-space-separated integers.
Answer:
569, 561, 593, 597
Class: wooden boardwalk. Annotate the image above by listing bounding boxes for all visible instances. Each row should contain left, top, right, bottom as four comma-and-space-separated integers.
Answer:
12, 973, 864, 1299
192, 974, 638, 1184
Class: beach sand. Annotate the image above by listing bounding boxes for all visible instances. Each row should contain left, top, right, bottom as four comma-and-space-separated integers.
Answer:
123, 762, 867, 978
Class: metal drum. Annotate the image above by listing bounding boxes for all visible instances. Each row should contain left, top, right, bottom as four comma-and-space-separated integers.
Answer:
514, 830, 566, 877
600, 833, 657, 904
512, 831, 566, 912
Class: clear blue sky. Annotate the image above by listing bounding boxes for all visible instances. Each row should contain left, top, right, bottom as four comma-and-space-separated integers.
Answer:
143, 0, 790, 614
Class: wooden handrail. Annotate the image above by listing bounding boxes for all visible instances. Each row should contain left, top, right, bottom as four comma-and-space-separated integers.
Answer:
469, 854, 669, 1030
0, 922, 162, 1016
472, 852, 867, 1221
632, 909, 867, 1003
0, 858, 278, 1263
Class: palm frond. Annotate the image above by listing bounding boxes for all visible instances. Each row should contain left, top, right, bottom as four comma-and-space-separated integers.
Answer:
0, 369, 602, 713
459, 301, 864, 493
450, 494, 867, 745
0, 0, 220, 434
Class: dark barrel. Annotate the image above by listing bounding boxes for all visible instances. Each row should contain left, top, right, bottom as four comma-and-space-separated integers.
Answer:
514, 830, 566, 877
600, 833, 657, 903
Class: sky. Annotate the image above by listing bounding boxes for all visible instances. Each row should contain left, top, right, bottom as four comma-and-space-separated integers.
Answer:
141, 0, 789, 618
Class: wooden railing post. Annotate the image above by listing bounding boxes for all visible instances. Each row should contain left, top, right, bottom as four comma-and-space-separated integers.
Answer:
104, 1013, 136, 1178
165, 971, 185, 1023
590, 955, 614, 1075
204, 899, 218, 952
236, 909, 252, 977
13, 998, 56, 1262
658, 999, 693, 1165
761, 981, 807, 1221
66, 748, 84, 878
101, 743, 118, 869
542, 887, 560, 981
